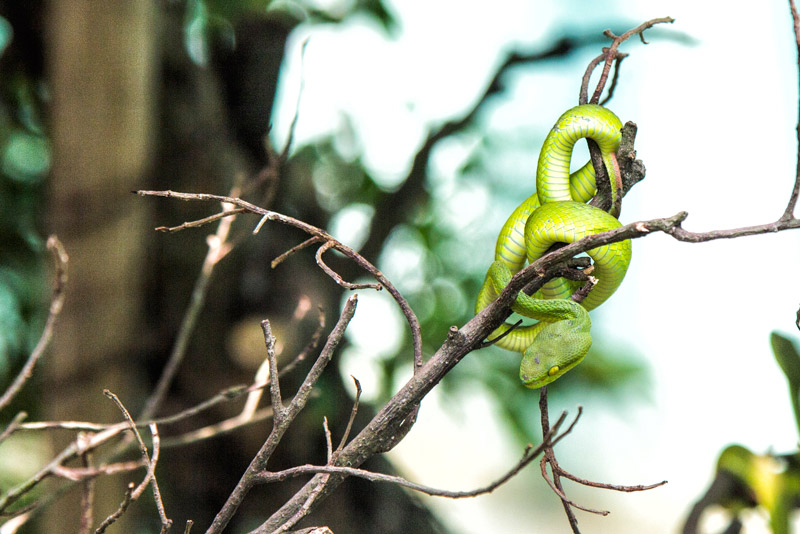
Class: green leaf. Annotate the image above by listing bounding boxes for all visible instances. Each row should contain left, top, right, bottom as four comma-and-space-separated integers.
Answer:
770, 331, 800, 437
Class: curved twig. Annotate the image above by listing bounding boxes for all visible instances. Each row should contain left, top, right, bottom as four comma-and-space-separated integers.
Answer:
0, 236, 69, 412
256, 409, 571, 499
207, 296, 358, 533
315, 241, 381, 290
580, 17, 675, 105
138, 189, 425, 372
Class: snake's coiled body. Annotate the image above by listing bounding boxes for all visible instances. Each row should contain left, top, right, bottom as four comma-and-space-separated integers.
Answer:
476, 104, 632, 388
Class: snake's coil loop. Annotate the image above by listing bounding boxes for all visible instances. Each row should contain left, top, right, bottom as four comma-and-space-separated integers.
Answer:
475, 104, 632, 388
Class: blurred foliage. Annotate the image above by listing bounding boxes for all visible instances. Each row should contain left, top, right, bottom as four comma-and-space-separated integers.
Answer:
0, 6, 47, 394
683, 332, 800, 534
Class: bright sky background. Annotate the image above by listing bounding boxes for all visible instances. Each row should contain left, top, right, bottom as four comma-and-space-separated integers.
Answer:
272, 1, 800, 532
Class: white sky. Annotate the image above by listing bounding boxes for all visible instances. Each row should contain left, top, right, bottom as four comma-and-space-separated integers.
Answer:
272, 1, 800, 532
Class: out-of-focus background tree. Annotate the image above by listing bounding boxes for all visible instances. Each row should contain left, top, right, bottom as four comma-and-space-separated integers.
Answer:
1, 0, 799, 532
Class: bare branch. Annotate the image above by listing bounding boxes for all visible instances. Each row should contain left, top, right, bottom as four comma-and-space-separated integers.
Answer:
148, 424, 170, 530
540, 456, 608, 517
784, 0, 800, 220
323, 418, 333, 463
140, 190, 241, 421
79, 451, 94, 534
0, 412, 27, 444
255, 409, 570, 502
50, 460, 145, 481
537, 387, 666, 529
262, 320, 285, 418
539, 388, 581, 530
558, 469, 667, 492
104, 391, 171, 530
270, 236, 324, 267
582, 17, 675, 104
138, 188, 426, 373
315, 241, 381, 290
160, 407, 273, 448
207, 296, 358, 533
599, 54, 627, 106
0, 420, 129, 514
0, 236, 68, 412
334, 377, 362, 456
95, 483, 135, 534
155, 208, 247, 233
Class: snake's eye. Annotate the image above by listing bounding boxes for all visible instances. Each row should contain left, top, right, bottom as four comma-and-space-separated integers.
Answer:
548, 366, 560, 377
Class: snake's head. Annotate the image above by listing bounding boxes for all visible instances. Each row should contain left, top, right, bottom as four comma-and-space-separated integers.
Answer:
519, 321, 592, 389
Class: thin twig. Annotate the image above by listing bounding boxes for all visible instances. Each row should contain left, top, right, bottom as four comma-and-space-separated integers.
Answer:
271, 236, 324, 267
148, 424, 171, 530
784, 0, 800, 220
95, 483, 135, 534
279, 304, 326, 377
104, 391, 171, 530
334, 376, 362, 456
140, 189, 241, 421
154, 208, 247, 232
275, 476, 329, 533
207, 297, 358, 534
262, 320, 285, 418
323, 417, 333, 463
257, 410, 570, 499
540, 387, 581, 531
579, 51, 609, 105
540, 456, 608, 516
558, 470, 667, 492
599, 54, 627, 106
585, 18, 675, 104
138, 189, 425, 373
579, 19, 671, 216
0, 412, 27, 444
50, 460, 145, 481
537, 386, 666, 528
315, 241, 382, 290
16, 382, 266, 434
0, 419, 129, 513
79, 450, 95, 534
160, 407, 274, 448
0, 236, 68, 412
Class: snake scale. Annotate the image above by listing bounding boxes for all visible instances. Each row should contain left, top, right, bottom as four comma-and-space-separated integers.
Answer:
475, 104, 632, 388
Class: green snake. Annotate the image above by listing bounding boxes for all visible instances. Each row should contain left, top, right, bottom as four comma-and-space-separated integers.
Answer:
475, 104, 632, 388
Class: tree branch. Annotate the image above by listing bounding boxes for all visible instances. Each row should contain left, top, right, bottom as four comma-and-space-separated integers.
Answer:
206, 296, 358, 533
0, 236, 68, 412
254, 409, 571, 499
784, 0, 800, 220
135, 186, 800, 531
